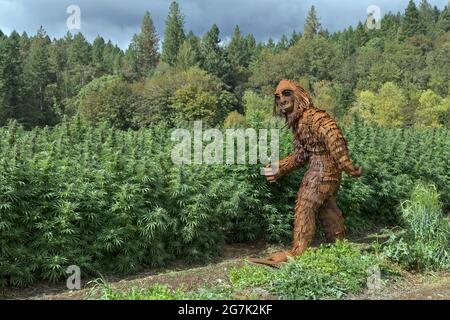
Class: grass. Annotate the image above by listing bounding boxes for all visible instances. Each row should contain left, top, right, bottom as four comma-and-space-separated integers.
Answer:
383, 183, 450, 271
87, 276, 234, 300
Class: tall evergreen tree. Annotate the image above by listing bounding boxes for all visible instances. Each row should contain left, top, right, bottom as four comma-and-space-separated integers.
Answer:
289, 30, 301, 47
355, 22, 368, 47
266, 37, 275, 49
436, 2, 450, 32
185, 30, 201, 63
244, 33, 257, 62
304, 6, 321, 38
123, 35, 139, 79
399, 0, 425, 39
68, 32, 91, 66
419, 0, 436, 35
19, 32, 31, 61
22, 27, 51, 126
135, 11, 160, 76
227, 26, 246, 67
176, 40, 198, 70
200, 24, 232, 84
161, 1, 185, 66
275, 35, 289, 53
92, 36, 106, 70
380, 12, 402, 39
0, 31, 23, 124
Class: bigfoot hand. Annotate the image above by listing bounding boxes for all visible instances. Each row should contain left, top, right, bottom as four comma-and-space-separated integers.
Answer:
263, 164, 280, 183
346, 166, 363, 178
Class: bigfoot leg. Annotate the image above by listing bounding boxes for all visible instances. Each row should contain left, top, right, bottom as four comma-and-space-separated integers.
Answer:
290, 182, 328, 256
318, 197, 347, 242
249, 175, 327, 268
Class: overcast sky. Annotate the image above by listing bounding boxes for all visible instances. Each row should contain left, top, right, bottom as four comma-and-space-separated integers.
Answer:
0, 0, 448, 49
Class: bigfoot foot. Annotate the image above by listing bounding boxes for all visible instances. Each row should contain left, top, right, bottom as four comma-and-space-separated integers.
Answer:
248, 251, 293, 268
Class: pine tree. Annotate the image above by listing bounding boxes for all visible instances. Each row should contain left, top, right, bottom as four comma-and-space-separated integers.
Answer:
19, 32, 31, 62
0, 31, 23, 125
161, 1, 185, 66
185, 30, 201, 63
289, 30, 301, 47
380, 12, 402, 39
355, 22, 368, 47
419, 0, 436, 35
123, 35, 139, 79
227, 26, 246, 67
436, 2, 450, 32
68, 32, 91, 66
304, 6, 321, 38
399, 0, 425, 39
92, 36, 106, 72
275, 35, 288, 53
266, 37, 275, 49
200, 24, 231, 82
243, 33, 257, 63
22, 27, 51, 127
135, 11, 160, 76
176, 40, 198, 70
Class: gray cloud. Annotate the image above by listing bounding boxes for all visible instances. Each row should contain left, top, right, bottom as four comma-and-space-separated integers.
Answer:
0, 0, 448, 49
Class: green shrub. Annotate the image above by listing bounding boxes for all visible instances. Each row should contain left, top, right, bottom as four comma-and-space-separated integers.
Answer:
383, 183, 450, 270
269, 241, 388, 300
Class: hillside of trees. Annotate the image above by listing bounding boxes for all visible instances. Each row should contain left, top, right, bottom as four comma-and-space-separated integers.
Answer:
0, 0, 449, 130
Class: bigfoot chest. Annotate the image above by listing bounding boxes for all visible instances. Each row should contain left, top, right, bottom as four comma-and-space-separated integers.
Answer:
293, 123, 338, 176
294, 123, 327, 156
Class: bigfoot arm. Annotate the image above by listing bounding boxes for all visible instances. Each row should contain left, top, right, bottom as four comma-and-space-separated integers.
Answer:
265, 151, 307, 183
312, 112, 363, 177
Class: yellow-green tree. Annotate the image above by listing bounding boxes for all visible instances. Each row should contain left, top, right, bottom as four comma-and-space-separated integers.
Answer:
312, 81, 338, 116
223, 111, 248, 128
74, 75, 135, 129
171, 86, 218, 125
374, 82, 408, 127
243, 91, 273, 125
346, 90, 377, 124
415, 90, 449, 127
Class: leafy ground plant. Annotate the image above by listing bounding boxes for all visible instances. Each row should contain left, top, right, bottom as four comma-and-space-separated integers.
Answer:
383, 183, 450, 271
268, 241, 392, 300
229, 241, 394, 300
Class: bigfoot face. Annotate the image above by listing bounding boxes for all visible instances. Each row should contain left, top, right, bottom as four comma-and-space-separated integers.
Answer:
275, 89, 295, 115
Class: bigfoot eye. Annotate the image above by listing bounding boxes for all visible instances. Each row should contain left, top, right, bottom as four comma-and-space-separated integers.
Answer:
282, 90, 293, 97
275, 94, 281, 101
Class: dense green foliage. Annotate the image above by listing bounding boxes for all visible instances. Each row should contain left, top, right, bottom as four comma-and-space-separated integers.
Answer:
383, 183, 450, 270
1, 1, 449, 129
1, 0, 449, 290
0, 119, 448, 286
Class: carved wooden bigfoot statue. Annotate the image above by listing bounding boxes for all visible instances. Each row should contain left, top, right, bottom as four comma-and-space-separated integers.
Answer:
250, 79, 363, 267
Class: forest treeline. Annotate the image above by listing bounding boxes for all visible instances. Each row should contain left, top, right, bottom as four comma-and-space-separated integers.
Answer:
0, 0, 449, 129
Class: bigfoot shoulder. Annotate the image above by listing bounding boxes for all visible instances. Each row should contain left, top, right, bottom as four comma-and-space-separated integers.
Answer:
300, 107, 363, 178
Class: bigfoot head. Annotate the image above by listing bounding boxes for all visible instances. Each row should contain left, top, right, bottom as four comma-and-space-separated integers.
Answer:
275, 79, 313, 128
